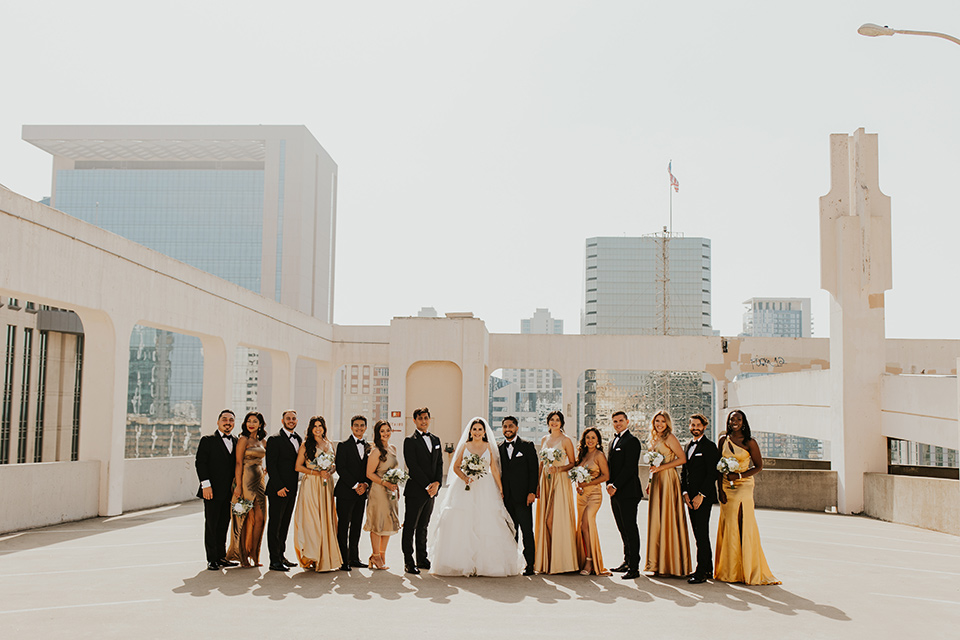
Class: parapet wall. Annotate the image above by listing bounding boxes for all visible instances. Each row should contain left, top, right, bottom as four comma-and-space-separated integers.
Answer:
123, 457, 198, 513
863, 473, 959, 536
0, 461, 100, 534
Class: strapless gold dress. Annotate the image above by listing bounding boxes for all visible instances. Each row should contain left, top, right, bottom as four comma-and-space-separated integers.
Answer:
714, 439, 780, 585
645, 439, 691, 577
535, 448, 578, 574
226, 442, 266, 567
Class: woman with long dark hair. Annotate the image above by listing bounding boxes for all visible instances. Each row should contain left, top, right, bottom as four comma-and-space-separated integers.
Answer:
534, 410, 578, 574
293, 416, 342, 572
573, 427, 611, 576
363, 419, 401, 570
714, 409, 780, 585
226, 412, 267, 566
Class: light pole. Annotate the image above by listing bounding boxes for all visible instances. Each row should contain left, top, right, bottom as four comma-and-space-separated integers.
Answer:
858, 23, 960, 46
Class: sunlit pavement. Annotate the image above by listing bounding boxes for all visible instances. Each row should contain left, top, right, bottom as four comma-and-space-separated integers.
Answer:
1, 500, 958, 639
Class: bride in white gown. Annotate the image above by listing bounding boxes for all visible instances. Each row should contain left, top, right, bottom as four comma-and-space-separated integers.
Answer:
429, 417, 524, 577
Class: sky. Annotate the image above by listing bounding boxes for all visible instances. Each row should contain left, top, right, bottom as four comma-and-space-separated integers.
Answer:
2, 1, 959, 339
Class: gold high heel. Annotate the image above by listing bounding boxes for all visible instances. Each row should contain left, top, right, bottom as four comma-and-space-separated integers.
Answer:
580, 557, 593, 576
370, 553, 388, 570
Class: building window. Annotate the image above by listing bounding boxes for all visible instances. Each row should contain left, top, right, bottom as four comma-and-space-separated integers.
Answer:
71, 335, 84, 461
34, 331, 48, 463
1, 326, 16, 464
17, 328, 33, 463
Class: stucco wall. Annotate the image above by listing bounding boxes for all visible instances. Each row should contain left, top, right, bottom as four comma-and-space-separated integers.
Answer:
0, 461, 100, 533
123, 457, 199, 512
753, 469, 837, 512
863, 473, 959, 536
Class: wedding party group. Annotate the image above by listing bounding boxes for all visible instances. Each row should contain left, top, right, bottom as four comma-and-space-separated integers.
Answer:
195, 405, 780, 586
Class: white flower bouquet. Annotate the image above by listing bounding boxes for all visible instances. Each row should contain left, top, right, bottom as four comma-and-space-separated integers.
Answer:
569, 465, 592, 484
381, 467, 409, 500
642, 451, 665, 467
717, 457, 741, 487
460, 452, 489, 491
308, 451, 336, 484
232, 498, 253, 515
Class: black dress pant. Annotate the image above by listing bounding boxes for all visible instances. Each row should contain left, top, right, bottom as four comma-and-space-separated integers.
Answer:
267, 491, 296, 564
688, 501, 714, 578
402, 493, 434, 565
203, 497, 231, 563
505, 500, 535, 570
336, 492, 367, 564
611, 494, 641, 570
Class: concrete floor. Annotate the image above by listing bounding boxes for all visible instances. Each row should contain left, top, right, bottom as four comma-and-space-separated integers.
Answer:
1, 501, 958, 639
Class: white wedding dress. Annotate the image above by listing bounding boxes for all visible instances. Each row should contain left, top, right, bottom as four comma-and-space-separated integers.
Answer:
430, 443, 524, 577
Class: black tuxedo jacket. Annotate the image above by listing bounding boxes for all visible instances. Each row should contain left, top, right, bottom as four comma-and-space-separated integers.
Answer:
334, 436, 370, 498
265, 429, 301, 497
680, 435, 720, 504
606, 428, 642, 499
403, 430, 443, 499
498, 437, 538, 504
195, 432, 237, 500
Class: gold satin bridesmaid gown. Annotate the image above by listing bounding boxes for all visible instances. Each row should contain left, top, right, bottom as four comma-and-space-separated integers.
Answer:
575, 461, 611, 575
535, 448, 578, 574
644, 440, 692, 577
226, 442, 266, 567
714, 439, 780, 585
364, 450, 401, 535
293, 445, 343, 572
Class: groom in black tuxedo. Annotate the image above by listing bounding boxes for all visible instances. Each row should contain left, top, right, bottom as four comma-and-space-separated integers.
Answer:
681, 413, 720, 583
498, 416, 538, 576
606, 410, 642, 579
265, 410, 301, 572
402, 407, 443, 574
334, 414, 370, 571
195, 409, 239, 571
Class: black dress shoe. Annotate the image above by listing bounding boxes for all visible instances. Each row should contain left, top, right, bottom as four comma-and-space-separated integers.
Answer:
405, 564, 421, 575
349, 560, 368, 568
269, 562, 289, 572
621, 570, 641, 580
611, 563, 629, 573
523, 567, 535, 576
417, 560, 431, 570
207, 562, 221, 571
281, 558, 297, 568
339, 563, 352, 572
218, 559, 239, 568
687, 575, 707, 584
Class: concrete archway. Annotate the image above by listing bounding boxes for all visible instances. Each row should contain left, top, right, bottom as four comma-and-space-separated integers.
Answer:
405, 361, 462, 472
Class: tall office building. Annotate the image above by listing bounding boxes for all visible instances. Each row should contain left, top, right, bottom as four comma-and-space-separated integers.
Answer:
581, 234, 712, 336
24, 125, 338, 458
741, 297, 812, 337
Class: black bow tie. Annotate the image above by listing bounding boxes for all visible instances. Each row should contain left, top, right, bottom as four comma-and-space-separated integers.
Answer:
221, 433, 232, 439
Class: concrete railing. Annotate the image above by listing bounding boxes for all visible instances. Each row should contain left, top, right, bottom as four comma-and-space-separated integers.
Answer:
864, 473, 959, 536
0, 461, 100, 534
123, 457, 199, 512
727, 369, 831, 441
880, 374, 958, 450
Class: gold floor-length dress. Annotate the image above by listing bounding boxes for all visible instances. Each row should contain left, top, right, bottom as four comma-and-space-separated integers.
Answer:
226, 442, 266, 567
293, 446, 343, 572
535, 449, 578, 574
364, 450, 401, 535
645, 440, 692, 576
714, 439, 780, 585
575, 461, 610, 575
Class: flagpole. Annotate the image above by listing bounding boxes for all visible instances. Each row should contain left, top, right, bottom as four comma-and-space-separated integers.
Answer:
668, 159, 673, 234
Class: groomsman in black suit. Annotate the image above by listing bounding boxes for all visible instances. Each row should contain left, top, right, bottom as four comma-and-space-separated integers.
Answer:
334, 414, 370, 571
402, 407, 443, 574
195, 409, 239, 571
606, 410, 642, 579
681, 413, 720, 584
265, 410, 301, 572
498, 416, 538, 576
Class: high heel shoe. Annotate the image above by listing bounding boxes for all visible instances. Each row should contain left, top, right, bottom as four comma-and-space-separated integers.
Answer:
580, 558, 593, 576
370, 554, 388, 570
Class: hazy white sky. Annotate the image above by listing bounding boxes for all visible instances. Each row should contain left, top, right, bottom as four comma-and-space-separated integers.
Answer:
3, 1, 958, 339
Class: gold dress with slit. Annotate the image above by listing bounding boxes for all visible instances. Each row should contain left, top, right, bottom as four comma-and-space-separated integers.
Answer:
575, 461, 610, 575
535, 447, 578, 574
363, 450, 401, 535
226, 442, 266, 566
293, 444, 343, 572
644, 440, 692, 576
714, 438, 780, 585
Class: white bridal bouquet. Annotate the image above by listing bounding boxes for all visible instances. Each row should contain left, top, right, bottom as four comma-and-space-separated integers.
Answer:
642, 451, 665, 468
717, 457, 741, 487
381, 468, 409, 500
569, 465, 592, 484
538, 447, 564, 473
460, 452, 489, 490
232, 498, 253, 515
308, 450, 336, 484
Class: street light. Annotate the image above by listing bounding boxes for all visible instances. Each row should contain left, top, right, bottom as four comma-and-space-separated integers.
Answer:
858, 23, 960, 46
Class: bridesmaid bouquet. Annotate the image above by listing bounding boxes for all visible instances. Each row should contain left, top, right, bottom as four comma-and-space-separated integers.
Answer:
460, 453, 489, 490
309, 451, 337, 485
717, 457, 741, 486
381, 468, 409, 500
538, 447, 564, 474
642, 451, 664, 468
232, 498, 253, 515
569, 465, 592, 484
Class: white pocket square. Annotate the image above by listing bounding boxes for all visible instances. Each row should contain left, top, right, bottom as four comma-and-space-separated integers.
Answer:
515, 452, 523, 457
615, 447, 622, 451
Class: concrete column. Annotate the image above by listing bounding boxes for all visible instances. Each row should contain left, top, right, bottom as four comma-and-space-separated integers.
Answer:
819, 129, 892, 513
76, 309, 135, 516
199, 335, 235, 431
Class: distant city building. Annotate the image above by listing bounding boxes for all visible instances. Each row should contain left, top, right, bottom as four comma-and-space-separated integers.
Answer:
521, 308, 563, 335
337, 364, 390, 425
741, 297, 812, 337
417, 307, 439, 318
24, 124, 338, 457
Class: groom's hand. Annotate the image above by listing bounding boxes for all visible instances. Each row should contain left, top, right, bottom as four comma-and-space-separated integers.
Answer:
355, 483, 368, 495
526, 493, 536, 506
277, 487, 289, 497
607, 485, 616, 497
202, 487, 213, 500
427, 481, 440, 498
691, 494, 704, 510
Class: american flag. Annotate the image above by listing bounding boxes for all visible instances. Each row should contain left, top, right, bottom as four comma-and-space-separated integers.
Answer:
668, 161, 679, 193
